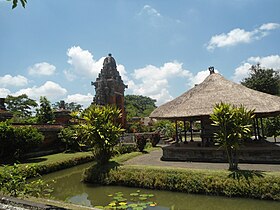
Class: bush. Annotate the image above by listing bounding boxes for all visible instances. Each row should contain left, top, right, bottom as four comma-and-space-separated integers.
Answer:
58, 126, 82, 152
0, 164, 52, 197
113, 144, 137, 156
13, 126, 44, 158
84, 165, 280, 201
0, 122, 44, 159
135, 134, 147, 152
150, 132, 160, 147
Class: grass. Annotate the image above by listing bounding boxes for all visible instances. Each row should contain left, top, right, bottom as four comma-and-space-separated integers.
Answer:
0, 151, 94, 176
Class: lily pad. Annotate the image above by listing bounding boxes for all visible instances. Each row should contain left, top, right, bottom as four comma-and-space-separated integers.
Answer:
130, 193, 139, 196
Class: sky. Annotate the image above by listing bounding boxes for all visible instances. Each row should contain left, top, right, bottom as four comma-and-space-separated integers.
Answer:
0, 0, 279, 108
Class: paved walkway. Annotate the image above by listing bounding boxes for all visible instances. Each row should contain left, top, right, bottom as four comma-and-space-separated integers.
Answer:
124, 148, 280, 172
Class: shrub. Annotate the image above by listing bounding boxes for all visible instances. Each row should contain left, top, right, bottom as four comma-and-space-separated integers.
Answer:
78, 105, 124, 165
113, 144, 137, 156
0, 122, 44, 159
0, 164, 52, 197
135, 134, 147, 152
13, 126, 44, 158
58, 126, 81, 152
150, 132, 160, 147
84, 165, 280, 201
0, 121, 15, 159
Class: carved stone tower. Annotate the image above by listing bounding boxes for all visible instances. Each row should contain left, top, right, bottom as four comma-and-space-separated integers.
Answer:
92, 54, 127, 126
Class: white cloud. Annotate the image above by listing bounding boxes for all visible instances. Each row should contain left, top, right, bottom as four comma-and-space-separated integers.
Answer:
14, 81, 67, 101
259, 23, 280, 31
139, 5, 161, 17
233, 54, 280, 82
129, 61, 192, 105
0, 88, 11, 98
247, 55, 280, 70
0, 74, 28, 87
65, 93, 93, 108
232, 63, 252, 83
63, 70, 77, 81
66, 46, 104, 78
137, 4, 182, 29
207, 22, 280, 50
28, 62, 56, 76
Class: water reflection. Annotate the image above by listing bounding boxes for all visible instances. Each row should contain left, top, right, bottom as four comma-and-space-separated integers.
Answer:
42, 162, 280, 210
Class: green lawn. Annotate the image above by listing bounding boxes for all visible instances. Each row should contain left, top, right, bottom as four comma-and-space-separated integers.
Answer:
0, 151, 94, 174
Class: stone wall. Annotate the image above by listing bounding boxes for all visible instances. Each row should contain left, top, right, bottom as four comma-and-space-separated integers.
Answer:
162, 144, 280, 164
12, 124, 64, 150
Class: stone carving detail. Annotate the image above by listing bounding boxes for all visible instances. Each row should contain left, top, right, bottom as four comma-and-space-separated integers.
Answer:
91, 53, 127, 126
92, 54, 127, 106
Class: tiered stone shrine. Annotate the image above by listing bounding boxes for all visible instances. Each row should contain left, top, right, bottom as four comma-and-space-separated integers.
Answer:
92, 54, 127, 126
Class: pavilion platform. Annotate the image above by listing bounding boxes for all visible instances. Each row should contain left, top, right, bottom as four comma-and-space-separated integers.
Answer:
161, 140, 280, 164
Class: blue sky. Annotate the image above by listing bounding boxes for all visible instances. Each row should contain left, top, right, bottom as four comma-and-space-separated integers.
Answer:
0, 0, 279, 107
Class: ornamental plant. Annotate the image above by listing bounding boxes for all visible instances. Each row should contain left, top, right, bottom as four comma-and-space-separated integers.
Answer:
210, 102, 254, 171
78, 105, 124, 165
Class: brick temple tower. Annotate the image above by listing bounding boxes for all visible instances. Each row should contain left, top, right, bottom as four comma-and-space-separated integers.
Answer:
91, 54, 127, 127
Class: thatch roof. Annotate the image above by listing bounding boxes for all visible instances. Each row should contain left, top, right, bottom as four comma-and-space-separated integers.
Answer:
150, 72, 280, 120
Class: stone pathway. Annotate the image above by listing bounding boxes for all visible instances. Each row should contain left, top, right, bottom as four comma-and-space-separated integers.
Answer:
124, 148, 280, 172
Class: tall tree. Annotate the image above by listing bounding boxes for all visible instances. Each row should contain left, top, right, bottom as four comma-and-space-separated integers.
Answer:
5, 94, 37, 119
36, 96, 54, 123
241, 64, 280, 95
125, 95, 157, 120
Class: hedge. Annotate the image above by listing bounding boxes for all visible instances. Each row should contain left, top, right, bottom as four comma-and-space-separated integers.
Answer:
83, 165, 280, 201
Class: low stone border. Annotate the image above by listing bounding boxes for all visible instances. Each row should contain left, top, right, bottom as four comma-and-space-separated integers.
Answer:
0, 195, 66, 209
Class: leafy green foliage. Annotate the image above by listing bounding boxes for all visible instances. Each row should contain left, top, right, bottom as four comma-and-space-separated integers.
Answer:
125, 95, 156, 120
85, 165, 280, 201
5, 94, 37, 122
241, 64, 280, 95
79, 105, 124, 164
0, 164, 52, 197
36, 96, 54, 123
0, 122, 44, 159
153, 120, 186, 139
7, 0, 27, 9
265, 116, 280, 141
210, 102, 254, 170
58, 126, 82, 152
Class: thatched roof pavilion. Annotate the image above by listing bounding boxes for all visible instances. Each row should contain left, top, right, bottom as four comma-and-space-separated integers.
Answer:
150, 72, 280, 120
150, 70, 280, 142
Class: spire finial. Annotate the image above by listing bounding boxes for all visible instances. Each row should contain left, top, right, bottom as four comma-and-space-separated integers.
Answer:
209, 66, 215, 74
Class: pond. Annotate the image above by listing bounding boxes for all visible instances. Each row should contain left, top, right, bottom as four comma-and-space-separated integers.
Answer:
41, 162, 280, 210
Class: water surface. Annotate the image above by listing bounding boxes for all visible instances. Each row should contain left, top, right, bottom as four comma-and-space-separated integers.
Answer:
42, 162, 280, 210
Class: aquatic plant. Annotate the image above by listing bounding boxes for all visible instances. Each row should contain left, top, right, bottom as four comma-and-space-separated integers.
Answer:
94, 190, 157, 210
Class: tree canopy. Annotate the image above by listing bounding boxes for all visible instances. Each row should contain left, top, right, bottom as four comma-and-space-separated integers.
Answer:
5, 94, 37, 119
241, 64, 280, 95
125, 95, 157, 120
7, 0, 27, 9
36, 96, 54, 123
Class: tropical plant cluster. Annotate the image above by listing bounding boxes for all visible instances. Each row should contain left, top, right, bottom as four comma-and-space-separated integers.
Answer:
85, 165, 280, 201
0, 121, 44, 160
0, 164, 52, 197
210, 102, 254, 170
